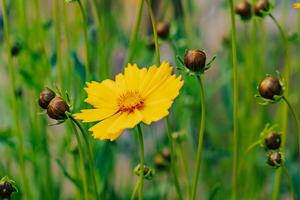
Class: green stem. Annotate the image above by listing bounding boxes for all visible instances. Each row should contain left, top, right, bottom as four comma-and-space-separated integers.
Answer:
269, 14, 287, 43
228, 0, 239, 199
124, 0, 144, 66
70, 121, 89, 200
282, 166, 296, 200
54, 0, 64, 89
77, 0, 90, 80
191, 75, 206, 200
269, 13, 291, 200
283, 96, 300, 154
166, 117, 183, 200
137, 124, 145, 200
130, 179, 141, 200
69, 115, 99, 199
145, 0, 160, 66
1, 1, 30, 199
178, 142, 191, 197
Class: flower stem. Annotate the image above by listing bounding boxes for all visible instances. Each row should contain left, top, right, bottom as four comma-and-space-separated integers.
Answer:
191, 75, 206, 200
1, 1, 30, 199
283, 96, 300, 155
137, 124, 145, 200
145, 0, 160, 66
228, 0, 239, 199
166, 117, 183, 200
69, 121, 89, 200
77, 0, 90, 80
124, 0, 144, 66
282, 166, 296, 200
269, 13, 292, 200
69, 115, 99, 199
130, 179, 141, 200
54, 0, 64, 89
178, 142, 191, 197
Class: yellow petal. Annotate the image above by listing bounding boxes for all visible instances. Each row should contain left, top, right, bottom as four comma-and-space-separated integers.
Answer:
89, 110, 142, 140
141, 100, 172, 124
73, 107, 117, 122
84, 80, 120, 109
294, 3, 300, 9
141, 75, 184, 124
140, 62, 173, 96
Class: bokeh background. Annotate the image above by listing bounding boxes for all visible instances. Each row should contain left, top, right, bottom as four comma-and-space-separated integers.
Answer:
0, 0, 300, 199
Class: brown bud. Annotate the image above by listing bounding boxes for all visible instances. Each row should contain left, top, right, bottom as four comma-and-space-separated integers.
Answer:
156, 21, 170, 39
11, 43, 21, 57
265, 132, 281, 150
154, 154, 167, 170
39, 87, 56, 109
47, 97, 69, 120
254, 0, 270, 17
0, 177, 17, 199
235, 1, 252, 20
161, 147, 171, 162
267, 151, 282, 167
258, 76, 282, 100
184, 49, 206, 72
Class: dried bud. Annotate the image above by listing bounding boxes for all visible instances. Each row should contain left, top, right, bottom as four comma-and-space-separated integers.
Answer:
254, 0, 270, 17
47, 97, 69, 120
11, 43, 21, 57
235, 1, 252, 20
267, 151, 282, 168
0, 176, 17, 199
184, 49, 206, 72
258, 76, 282, 100
265, 132, 281, 150
39, 88, 56, 109
156, 21, 170, 39
134, 164, 155, 180
161, 147, 171, 162
154, 154, 168, 170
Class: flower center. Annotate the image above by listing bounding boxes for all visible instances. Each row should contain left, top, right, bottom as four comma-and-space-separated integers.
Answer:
118, 91, 144, 113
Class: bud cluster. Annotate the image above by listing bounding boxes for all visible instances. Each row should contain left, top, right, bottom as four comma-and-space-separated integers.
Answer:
38, 87, 69, 120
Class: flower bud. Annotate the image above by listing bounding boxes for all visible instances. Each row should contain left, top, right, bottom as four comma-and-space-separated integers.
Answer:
235, 1, 252, 21
254, 0, 270, 17
267, 151, 282, 168
11, 43, 21, 57
156, 21, 170, 39
258, 76, 282, 100
39, 87, 56, 109
154, 154, 168, 170
134, 164, 155, 180
161, 147, 171, 162
265, 132, 281, 150
184, 49, 206, 72
0, 176, 17, 199
47, 97, 69, 120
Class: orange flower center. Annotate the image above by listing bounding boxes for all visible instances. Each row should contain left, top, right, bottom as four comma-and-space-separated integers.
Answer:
118, 91, 144, 113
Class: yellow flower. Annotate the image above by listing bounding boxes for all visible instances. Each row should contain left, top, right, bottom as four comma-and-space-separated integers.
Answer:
294, 3, 300, 9
74, 62, 184, 141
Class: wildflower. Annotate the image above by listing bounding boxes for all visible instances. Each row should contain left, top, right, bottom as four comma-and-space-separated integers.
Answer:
235, 1, 252, 21
294, 3, 300, 9
0, 176, 17, 199
267, 151, 283, 168
74, 62, 184, 141
184, 49, 206, 72
39, 87, 56, 109
265, 132, 281, 150
258, 76, 282, 100
254, 0, 270, 17
47, 96, 69, 120
156, 22, 170, 39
